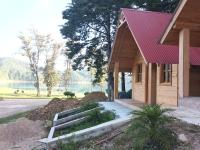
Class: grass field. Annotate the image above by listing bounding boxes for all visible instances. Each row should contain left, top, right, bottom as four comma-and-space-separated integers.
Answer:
0, 87, 84, 99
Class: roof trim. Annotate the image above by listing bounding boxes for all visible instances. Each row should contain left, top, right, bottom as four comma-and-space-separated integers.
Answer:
108, 21, 126, 71
160, 0, 188, 44
122, 10, 148, 64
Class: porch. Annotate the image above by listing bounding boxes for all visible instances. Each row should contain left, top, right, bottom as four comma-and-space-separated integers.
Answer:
115, 99, 144, 110
179, 97, 200, 112
114, 97, 200, 113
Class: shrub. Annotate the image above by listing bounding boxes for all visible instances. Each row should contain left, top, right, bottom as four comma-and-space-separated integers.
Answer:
57, 140, 78, 150
118, 91, 127, 99
63, 91, 76, 98
84, 92, 90, 96
55, 108, 116, 137
14, 90, 19, 94
86, 109, 116, 125
126, 89, 132, 98
81, 102, 99, 111
128, 104, 177, 150
118, 89, 132, 99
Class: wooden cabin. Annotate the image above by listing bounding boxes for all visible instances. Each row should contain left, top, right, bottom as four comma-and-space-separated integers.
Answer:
109, 8, 200, 109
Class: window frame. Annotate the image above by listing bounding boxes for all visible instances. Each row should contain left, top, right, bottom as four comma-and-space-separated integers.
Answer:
136, 64, 143, 83
160, 64, 172, 85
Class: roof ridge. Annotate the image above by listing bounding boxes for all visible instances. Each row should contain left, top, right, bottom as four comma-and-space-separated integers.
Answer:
121, 8, 172, 16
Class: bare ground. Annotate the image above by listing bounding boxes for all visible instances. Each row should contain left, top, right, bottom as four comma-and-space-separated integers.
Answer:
77, 119, 200, 150
0, 118, 47, 150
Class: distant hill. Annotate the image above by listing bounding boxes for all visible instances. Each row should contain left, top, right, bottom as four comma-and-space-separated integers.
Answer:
0, 57, 34, 81
0, 57, 92, 83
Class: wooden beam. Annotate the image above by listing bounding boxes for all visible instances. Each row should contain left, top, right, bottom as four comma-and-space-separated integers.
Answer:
114, 62, 119, 99
174, 22, 200, 30
144, 64, 148, 104
132, 65, 134, 100
179, 28, 190, 98
148, 64, 157, 104
160, 0, 187, 44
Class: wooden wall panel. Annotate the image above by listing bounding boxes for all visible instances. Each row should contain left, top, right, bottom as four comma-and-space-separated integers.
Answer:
132, 53, 147, 103
156, 64, 178, 107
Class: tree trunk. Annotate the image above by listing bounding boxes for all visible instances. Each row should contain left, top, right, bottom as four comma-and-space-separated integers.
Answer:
47, 88, 52, 97
121, 72, 126, 92
108, 72, 114, 101
106, 13, 114, 101
36, 72, 40, 97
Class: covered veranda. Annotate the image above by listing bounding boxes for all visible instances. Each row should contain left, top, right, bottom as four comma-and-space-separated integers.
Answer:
161, 0, 200, 110
108, 18, 144, 106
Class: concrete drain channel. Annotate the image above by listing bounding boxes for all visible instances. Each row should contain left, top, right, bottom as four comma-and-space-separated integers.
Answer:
39, 102, 132, 149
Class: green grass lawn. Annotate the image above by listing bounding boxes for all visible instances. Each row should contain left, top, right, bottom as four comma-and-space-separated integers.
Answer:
0, 111, 28, 124
0, 87, 84, 99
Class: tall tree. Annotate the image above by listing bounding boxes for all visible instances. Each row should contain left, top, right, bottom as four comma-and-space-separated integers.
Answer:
60, 0, 134, 100
43, 43, 61, 97
19, 30, 47, 96
132, 0, 179, 13
62, 59, 72, 90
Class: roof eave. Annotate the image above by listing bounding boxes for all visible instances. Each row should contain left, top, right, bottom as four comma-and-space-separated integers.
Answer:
160, 0, 188, 44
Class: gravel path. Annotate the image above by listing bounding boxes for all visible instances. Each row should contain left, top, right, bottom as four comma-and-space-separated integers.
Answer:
0, 99, 50, 118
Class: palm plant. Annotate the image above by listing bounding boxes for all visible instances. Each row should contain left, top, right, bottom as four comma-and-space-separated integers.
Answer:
128, 104, 177, 150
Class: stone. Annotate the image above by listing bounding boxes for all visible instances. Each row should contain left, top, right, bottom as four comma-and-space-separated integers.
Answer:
178, 134, 188, 143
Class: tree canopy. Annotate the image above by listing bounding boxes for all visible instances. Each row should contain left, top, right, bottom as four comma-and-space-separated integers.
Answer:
43, 43, 61, 97
61, 0, 134, 84
132, 0, 180, 13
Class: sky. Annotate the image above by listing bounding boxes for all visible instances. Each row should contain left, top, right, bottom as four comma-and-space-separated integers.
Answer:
0, 0, 70, 70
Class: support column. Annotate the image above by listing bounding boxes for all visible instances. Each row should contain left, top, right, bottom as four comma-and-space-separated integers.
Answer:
179, 28, 190, 98
148, 63, 157, 104
132, 66, 134, 100
114, 62, 119, 99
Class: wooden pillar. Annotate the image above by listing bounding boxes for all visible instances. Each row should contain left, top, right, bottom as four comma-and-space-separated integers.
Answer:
144, 64, 148, 104
179, 28, 190, 98
114, 62, 119, 99
132, 66, 134, 100
148, 63, 157, 104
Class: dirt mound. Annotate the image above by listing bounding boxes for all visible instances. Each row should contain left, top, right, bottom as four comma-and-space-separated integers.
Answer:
27, 98, 80, 121
82, 92, 108, 102
28, 92, 107, 121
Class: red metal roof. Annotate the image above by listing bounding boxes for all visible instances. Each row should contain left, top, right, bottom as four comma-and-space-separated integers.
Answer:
122, 8, 200, 65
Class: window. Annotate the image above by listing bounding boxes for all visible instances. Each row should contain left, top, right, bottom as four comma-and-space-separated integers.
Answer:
136, 64, 142, 83
160, 64, 172, 83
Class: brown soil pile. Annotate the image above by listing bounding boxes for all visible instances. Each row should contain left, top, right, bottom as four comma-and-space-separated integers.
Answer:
27, 98, 80, 121
27, 92, 107, 121
82, 92, 107, 102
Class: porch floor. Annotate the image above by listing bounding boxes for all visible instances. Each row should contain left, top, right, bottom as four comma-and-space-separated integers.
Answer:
169, 108, 200, 126
179, 97, 200, 112
114, 99, 144, 110
115, 98, 200, 126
